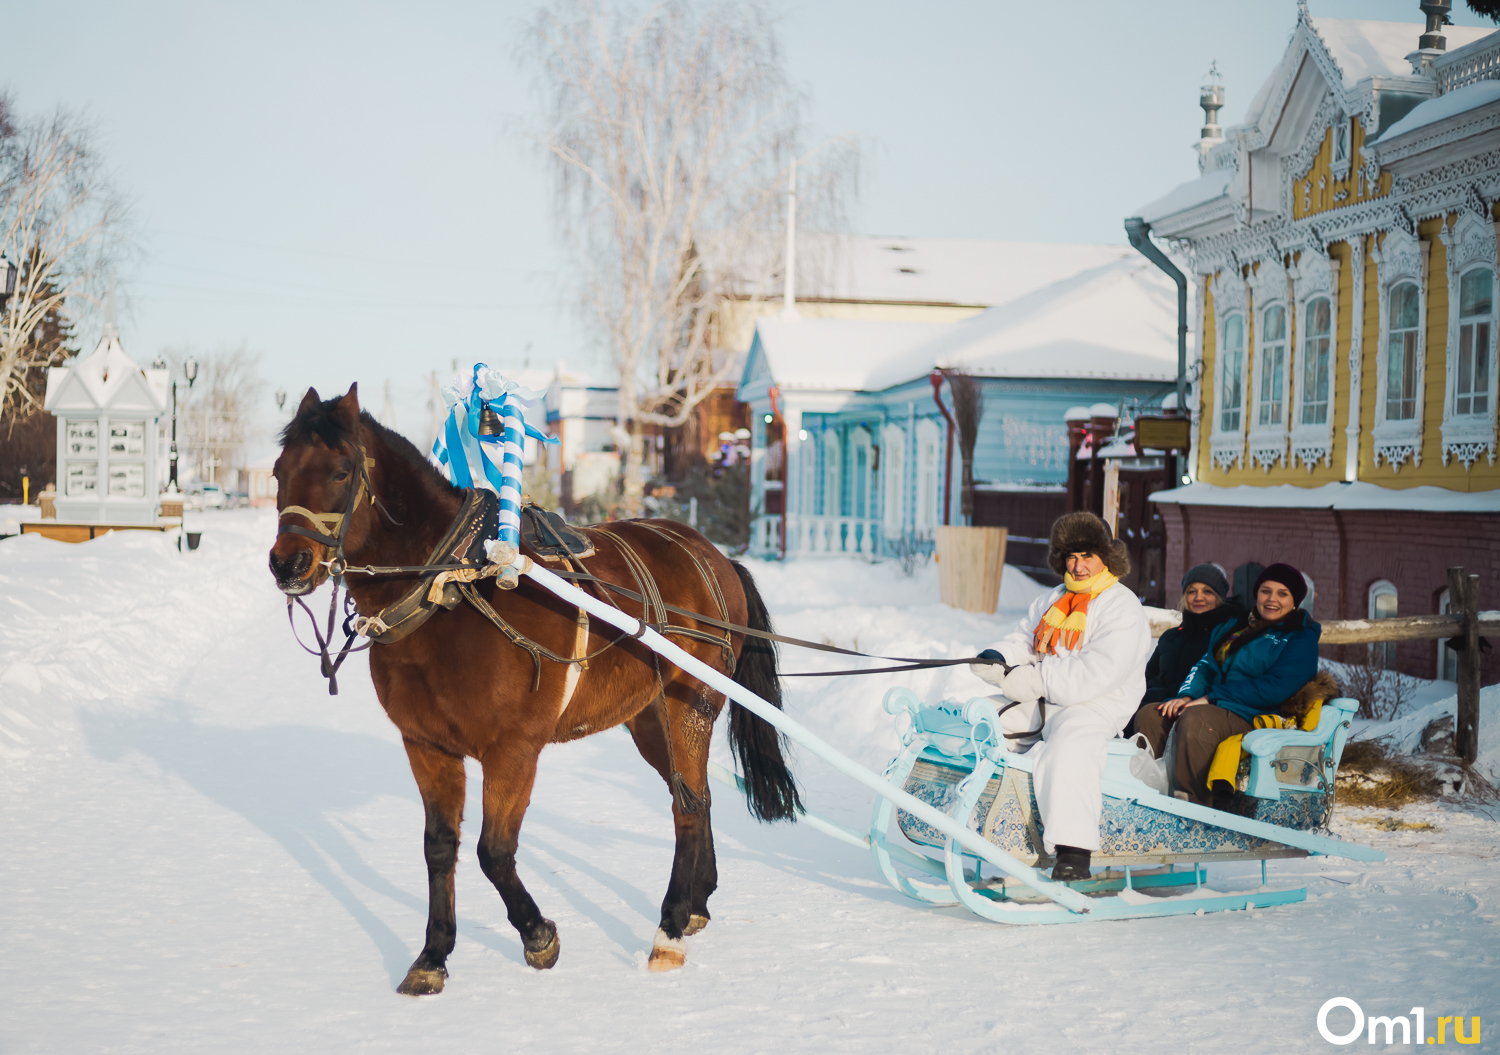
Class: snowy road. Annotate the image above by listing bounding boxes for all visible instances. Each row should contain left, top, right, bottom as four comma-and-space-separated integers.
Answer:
2, 510, 1496, 1053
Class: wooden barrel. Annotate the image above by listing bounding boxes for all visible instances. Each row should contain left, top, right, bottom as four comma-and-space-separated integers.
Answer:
935, 525, 1007, 614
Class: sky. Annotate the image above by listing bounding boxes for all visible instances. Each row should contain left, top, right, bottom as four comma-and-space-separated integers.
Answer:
6, 0, 1496, 448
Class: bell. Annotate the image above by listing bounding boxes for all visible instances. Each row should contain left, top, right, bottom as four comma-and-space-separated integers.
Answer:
477, 405, 502, 436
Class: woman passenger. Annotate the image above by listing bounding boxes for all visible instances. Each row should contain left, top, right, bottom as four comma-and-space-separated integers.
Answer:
1138, 564, 1241, 710
1133, 563, 1320, 805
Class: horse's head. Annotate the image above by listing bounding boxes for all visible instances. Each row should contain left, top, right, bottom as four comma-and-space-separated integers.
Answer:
269, 383, 377, 595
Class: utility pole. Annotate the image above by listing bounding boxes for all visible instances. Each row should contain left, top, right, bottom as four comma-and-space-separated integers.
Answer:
1447, 566, 1482, 764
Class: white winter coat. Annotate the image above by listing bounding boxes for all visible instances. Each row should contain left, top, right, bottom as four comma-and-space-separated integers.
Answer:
995, 582, 1152, 733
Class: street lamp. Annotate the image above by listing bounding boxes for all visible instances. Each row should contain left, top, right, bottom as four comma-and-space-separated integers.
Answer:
167, 357, 199, 492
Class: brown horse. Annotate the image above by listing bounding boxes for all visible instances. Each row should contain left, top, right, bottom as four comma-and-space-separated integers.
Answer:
268, 385, 799, 994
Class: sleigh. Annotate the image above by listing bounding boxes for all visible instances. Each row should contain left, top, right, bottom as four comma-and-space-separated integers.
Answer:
853, 688, 1380, 922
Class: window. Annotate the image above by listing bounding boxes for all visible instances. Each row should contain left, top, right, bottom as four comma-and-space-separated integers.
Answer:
1221, 313, 1245, 431
1301, 297, 1332, 425
821, 430, 841, 516
1333, 121, 1350, 167
915, 418, 940, 532
1437, 588, 1459, 682
1456, 267, 1493, 417
1258, 305, 1287, 426
1369, 580, 1398, 670
851, 428, 871, 519
1386, 282, 1421, 420
881, 424, 905, 533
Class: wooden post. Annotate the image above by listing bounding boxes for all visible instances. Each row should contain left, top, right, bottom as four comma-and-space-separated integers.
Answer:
1448, 566, 1481, 765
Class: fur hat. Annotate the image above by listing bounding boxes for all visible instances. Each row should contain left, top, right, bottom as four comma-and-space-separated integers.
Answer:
1047, 511, 1131, 577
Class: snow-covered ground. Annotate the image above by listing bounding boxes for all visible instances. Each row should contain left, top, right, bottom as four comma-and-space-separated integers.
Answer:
2, 510, 1497, 1053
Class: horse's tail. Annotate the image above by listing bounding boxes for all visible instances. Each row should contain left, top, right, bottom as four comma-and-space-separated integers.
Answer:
726, 560, 802, 823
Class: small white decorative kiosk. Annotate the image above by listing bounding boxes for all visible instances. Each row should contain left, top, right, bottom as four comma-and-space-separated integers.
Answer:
42, 326, 170, 525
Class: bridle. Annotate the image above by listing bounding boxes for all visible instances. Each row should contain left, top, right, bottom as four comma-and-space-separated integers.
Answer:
277, 442, 400, 695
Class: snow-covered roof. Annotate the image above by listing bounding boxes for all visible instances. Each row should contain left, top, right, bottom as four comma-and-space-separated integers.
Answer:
747, 252, 1184, 394
1151, 481, 1500, 514
1309, 18, 1490, 87
748, 317, 950, 391
865, 255, 1183, 389
1372, 79, 1500, 143
43, 332, 169, 415
1136, 167, 1235, 226
727, 234, 1137, 308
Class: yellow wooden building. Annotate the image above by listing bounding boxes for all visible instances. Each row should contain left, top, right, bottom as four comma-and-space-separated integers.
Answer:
1134, 4, 1498, 681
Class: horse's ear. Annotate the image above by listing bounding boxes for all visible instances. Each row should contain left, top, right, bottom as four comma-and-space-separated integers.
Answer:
296, 387, 321, 415
335, 383, 360, 435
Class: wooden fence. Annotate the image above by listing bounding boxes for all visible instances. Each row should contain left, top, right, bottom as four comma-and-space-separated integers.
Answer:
1145, 567, 1493, 765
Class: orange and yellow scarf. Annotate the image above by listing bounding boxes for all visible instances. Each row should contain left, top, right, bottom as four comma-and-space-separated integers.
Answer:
1032, 570, 1120, 655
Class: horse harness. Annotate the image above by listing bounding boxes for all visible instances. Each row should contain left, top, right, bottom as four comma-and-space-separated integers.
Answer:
279, 447, 1009, 705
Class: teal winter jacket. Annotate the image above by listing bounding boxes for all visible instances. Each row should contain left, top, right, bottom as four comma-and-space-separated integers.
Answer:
1177, 609, 1322, 723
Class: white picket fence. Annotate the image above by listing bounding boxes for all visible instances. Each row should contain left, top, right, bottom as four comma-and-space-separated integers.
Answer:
751, 514, 882, 558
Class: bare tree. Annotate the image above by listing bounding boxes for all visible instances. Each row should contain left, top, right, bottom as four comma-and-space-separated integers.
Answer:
519, 0, 853, 514
161, 345, 265, 486
0, 95, 128, 418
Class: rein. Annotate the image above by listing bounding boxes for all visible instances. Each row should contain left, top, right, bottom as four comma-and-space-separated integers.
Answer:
277, 444, 398, 695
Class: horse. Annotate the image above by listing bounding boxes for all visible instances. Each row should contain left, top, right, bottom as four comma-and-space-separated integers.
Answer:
267, 384, 800, 995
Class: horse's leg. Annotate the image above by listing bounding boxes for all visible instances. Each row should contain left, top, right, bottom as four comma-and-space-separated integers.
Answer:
475, 743, 559, 970
635, 682, 720, 971
624, 690, 722, 948
397, 739, 466, 996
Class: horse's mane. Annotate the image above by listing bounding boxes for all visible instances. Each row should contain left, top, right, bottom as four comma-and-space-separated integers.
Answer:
280, 394, 458, 495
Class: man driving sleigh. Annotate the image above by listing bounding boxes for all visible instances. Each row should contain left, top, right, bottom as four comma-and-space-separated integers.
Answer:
971, 512, 1152, 882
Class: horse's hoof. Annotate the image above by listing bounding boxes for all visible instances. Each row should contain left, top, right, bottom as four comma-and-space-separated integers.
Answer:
647, 928, 686, 972
524, 921, 560, 970
396, 966, 447, 996
683, 914, 709, 936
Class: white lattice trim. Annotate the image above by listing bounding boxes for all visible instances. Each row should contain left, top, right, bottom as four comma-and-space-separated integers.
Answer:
1292, 442, 1333, 471
1249, 438, 1288, 472
1442, 438, 1497, 469
1211, 436, 1245, 472
1372, 438, 1421, 472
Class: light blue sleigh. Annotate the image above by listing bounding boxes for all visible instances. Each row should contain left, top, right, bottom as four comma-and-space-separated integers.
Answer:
860, 688, 1382, 923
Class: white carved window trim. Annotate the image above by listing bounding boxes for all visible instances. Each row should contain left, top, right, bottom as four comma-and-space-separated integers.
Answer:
881, 422, 906, 534
1290, 247, 1340, 471
1438, 212, 1499, 469
915, 417, 940, 533
1209, 270, 1249, 472
850, 426, 873, 521
1330, 117, 1352, 182
821, 428, 841, 516
1370, 227, 1430, 472
1246, 258, 1291, 471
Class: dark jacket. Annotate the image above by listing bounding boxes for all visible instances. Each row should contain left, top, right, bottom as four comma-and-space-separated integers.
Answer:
1141, 603, 1244, 704
1178, 609, 1322, 723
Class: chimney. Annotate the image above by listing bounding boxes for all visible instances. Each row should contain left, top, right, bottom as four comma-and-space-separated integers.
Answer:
1199, 62, 1224, 142
1420, 0, 1451, 51
1408, 0, 1451, 73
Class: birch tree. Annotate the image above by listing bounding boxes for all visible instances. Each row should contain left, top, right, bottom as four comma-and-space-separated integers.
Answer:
520, 0, 852, 515
0, 95, 128, 417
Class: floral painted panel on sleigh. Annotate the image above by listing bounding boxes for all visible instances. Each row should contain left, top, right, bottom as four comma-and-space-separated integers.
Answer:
896, 756, 1329, 865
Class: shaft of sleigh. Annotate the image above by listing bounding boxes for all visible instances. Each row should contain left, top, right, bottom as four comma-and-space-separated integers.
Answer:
520, 559, 1095, 915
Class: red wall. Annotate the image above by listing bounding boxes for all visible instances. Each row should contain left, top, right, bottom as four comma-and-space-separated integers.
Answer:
1157, 503, 1499, 683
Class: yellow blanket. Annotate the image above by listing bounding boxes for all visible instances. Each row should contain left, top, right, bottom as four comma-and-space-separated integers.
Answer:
1205, 700, 1324, 793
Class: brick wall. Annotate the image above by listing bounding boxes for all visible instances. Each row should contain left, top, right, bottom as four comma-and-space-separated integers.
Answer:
1157, 502, 1498, 683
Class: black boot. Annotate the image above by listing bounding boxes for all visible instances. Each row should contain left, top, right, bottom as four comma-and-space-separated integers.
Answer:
1051, 845, 1092, 882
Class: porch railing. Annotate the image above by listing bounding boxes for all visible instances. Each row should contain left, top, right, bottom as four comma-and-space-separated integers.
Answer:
750, 514, 883, 558
1436, 34, 1500, 93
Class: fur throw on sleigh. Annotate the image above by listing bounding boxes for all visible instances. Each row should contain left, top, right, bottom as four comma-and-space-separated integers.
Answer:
1047, 511, 1131, 577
